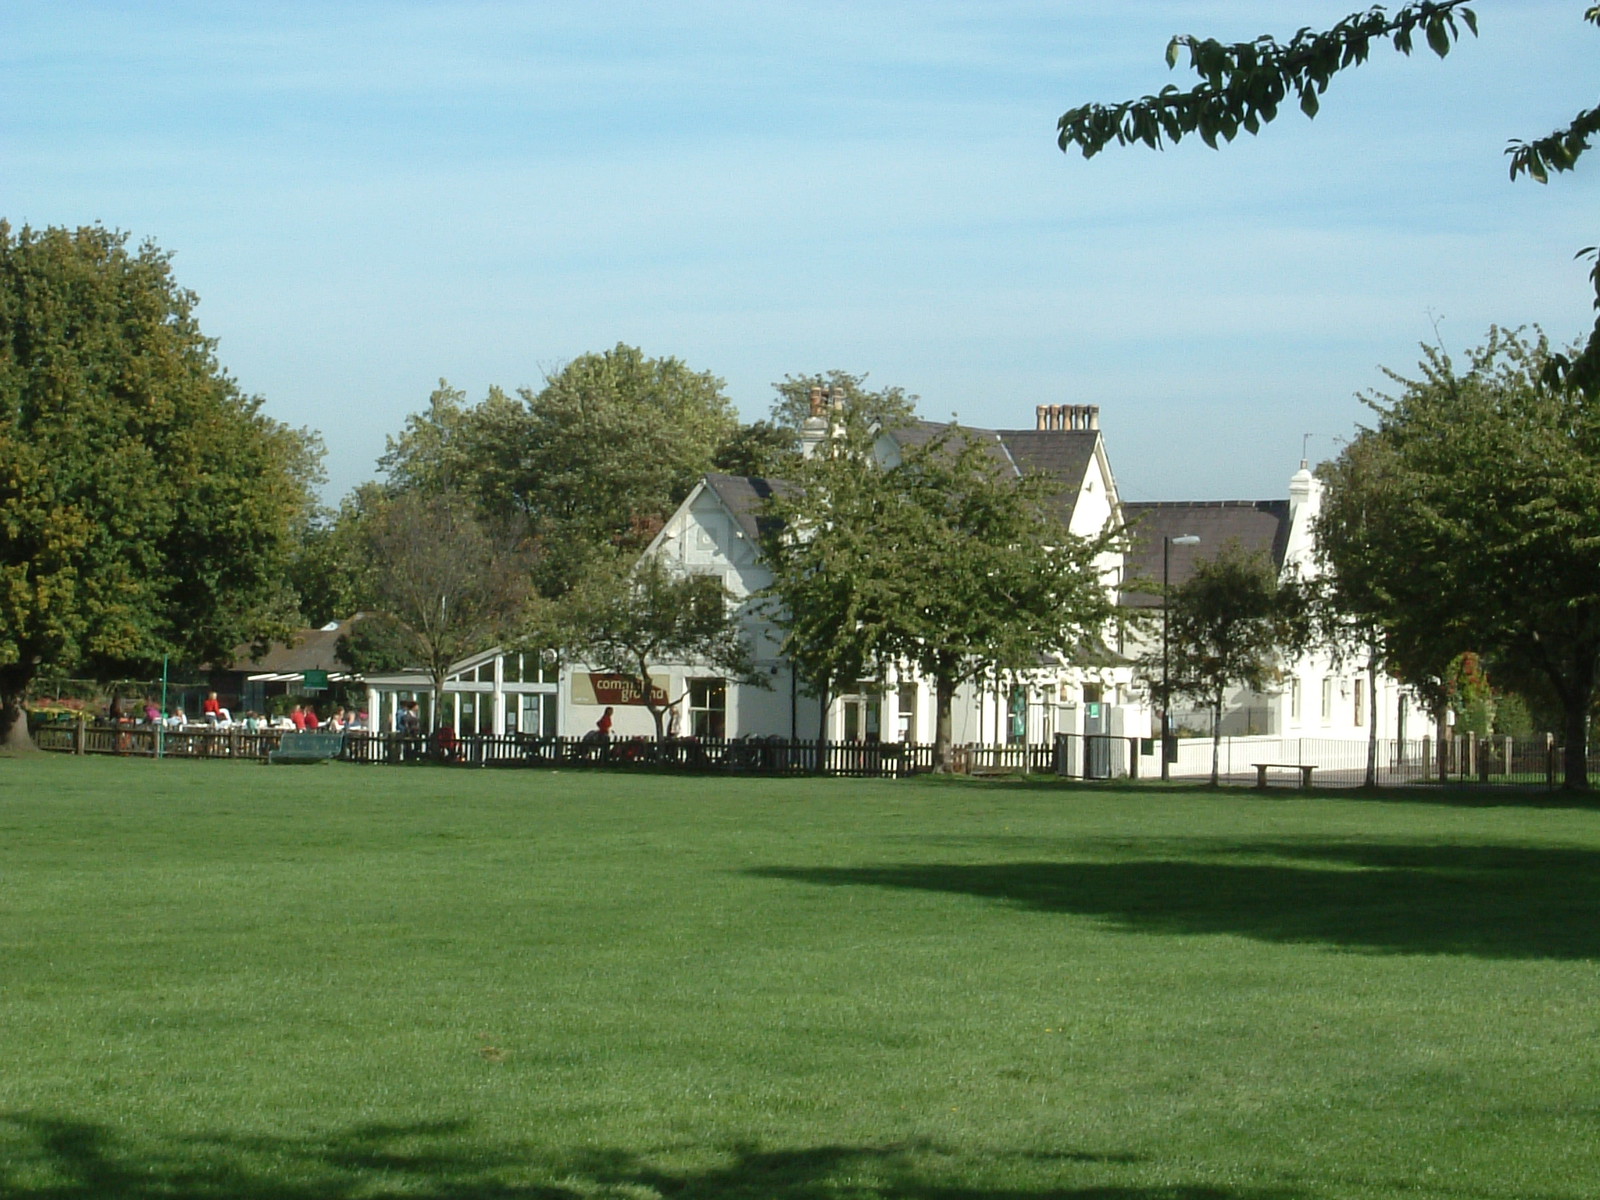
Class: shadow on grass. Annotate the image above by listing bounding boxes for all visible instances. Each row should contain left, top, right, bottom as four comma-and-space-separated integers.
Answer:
0, 1112, 1299, 1200
923, 773, 1600, 811
751, 840, 1600, 960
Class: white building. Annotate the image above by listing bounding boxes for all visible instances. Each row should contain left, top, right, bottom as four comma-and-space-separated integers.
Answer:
358, 403, 1415, 765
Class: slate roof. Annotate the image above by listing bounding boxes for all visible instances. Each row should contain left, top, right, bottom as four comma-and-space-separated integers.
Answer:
891, 421, 1101, 526
701, 473, 793, 544
1119, 500, 1292, 607
223, 616, 362, 673
700, 423, 1102, 544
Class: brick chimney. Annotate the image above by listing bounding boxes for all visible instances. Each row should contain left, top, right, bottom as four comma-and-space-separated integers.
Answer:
1034, 404, 1100, 431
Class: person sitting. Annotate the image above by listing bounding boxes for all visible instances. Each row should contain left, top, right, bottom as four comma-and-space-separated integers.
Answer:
289, 704, 307, 731
432, 722, 459, 762
165, 707, 187, 728
303, 706, 321, 731
143, 699, 161, 724
201, 692, 231, 725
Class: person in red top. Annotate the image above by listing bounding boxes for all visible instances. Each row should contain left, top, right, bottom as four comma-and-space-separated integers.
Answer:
289, 704, 307, 731
303, 706, 321, 730
595, 706, 614, 740
202, 692, 222, 719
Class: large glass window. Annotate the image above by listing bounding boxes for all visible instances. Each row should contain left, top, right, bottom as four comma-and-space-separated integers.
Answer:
516, 693, 557, 737
689, 678, 726, 739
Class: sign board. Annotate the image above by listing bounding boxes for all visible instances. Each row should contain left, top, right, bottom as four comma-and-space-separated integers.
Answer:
572, 672, 668, 708
302, 670, 329, 693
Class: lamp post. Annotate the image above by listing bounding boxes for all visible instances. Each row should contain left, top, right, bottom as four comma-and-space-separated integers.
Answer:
1161, 533, 1201, 781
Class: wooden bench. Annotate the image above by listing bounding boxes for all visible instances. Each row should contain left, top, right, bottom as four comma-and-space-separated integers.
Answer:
1252, 762, 1316, 789
268, 731, 345, 764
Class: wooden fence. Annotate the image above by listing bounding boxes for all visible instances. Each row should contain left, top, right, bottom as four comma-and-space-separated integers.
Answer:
28, 720, 1057, 778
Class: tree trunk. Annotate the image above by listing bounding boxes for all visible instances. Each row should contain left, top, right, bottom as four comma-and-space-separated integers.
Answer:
1, 665, 37, 751
2, 692, 35, 751
933, 676, 956, 773
431, 675, 447, 733
1562, 692, 1591, 791
639, 661, 666, 740
1365, 652, 1379, 789
1435, 703, 1449, 783
1209, 691, 1222, 787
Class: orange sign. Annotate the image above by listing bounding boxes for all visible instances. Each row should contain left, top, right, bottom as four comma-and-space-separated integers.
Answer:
573, 672, 669, 708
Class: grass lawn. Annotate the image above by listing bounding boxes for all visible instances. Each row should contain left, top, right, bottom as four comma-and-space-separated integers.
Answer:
1, 757, 1597, 1199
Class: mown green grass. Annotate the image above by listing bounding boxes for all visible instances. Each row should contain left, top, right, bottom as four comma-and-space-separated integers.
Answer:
1, 756, 1597, 1199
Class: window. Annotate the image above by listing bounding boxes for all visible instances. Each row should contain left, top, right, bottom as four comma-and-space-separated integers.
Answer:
1321, 678, 1333, 723
1290, 679, 1301, 721
516, 693, 557, 737
689, 678, 726, 739
897, 685, 917, 742
844, 695, 881, 742
1353, 678, 1365, 727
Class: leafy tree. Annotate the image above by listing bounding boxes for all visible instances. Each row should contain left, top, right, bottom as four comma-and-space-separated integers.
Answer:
1318, 328, 1600, 789
360, 489, 539, 727
1154, 544, 1303, 786
711, 419, 799, 479
768, 370, 918, 437
1314, 433, 1463, 782
286, 484, 390, 628
379, 347, 738, 595
1057, 3, 1600, 394
762, 412, 1119, 771
539, 554, 766, 740
0, 223, 319, 747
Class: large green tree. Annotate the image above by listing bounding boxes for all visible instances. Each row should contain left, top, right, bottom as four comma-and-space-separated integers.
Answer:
1152, 544, 1305, 787
379, 347, 739, 596
1313, 435, 1464, 783
762, 408, 1119, 770
1057, 3, 1600, 394
0, 223, 319, 747
358, 489, 540, 728
1318, 329, 1600, 789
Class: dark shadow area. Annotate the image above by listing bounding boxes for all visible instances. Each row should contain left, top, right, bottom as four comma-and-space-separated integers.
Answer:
925, 774, 1600, 812
0, 1112, 1300, 1200
750, 840, 1600, 960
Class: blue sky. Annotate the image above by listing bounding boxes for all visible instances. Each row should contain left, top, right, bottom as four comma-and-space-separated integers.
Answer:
5, 2, 1595, 503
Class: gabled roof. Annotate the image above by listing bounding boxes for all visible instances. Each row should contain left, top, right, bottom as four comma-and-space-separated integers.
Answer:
701, 473, 793, 544
1119, 500, 1292, 607
693, 422, 1106, 550
888, 421, 1103, 527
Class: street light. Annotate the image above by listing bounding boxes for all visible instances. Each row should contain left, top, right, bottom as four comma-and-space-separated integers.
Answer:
1161, 533, 1201, 781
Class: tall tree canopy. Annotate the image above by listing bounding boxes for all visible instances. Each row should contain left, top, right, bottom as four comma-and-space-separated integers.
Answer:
0, 223, 319, 746
378, 346, 739, 595
1317, 328, 1600, 789
762, 407, 1119, 770
358, 489, 539, 727
1057, 3, 1600, 394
